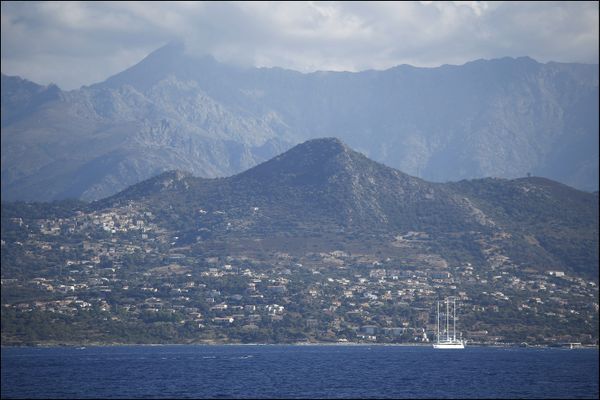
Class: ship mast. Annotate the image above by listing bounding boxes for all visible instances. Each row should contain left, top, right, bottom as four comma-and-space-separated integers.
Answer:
445, 298, 449, 341
433, 297, 465, 348
453, 297, 456, 341
436, 300, 440, 344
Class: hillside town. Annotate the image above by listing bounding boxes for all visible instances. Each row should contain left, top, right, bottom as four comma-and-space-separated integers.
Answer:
2, 202, 598, 346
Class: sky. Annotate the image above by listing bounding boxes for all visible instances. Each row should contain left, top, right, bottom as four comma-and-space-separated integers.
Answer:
1, 1, 598, 90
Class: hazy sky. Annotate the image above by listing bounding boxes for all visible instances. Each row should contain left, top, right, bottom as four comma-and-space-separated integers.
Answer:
1, 1, 598, 90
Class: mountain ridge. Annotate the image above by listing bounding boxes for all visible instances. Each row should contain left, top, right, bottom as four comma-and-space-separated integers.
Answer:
2, 44, 598, 202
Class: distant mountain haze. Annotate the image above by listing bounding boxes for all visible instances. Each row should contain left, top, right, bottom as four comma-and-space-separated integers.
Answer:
1, 42, 598, 201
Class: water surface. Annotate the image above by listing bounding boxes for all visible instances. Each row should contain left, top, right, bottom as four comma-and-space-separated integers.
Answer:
2, 345, 598, 398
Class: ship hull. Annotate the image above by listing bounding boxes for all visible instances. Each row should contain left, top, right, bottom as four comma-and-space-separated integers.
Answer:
433, 341, 465, 349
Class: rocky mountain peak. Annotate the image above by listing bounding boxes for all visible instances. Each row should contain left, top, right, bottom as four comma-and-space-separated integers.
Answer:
98, 42, 220, 92
1, 74, 63, 127
97, 169, 195, 206
235, 137, 371, 184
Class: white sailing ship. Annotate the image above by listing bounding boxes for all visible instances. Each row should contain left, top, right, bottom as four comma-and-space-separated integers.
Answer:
433, 297, 466, 349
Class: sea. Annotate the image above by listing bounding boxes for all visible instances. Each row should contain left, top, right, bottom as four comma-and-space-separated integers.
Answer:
1, 345, 598, 399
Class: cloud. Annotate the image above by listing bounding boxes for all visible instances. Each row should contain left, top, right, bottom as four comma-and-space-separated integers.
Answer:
1, 1, 598, 90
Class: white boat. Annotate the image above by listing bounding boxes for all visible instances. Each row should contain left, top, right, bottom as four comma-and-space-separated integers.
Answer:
433, 297, 466, 349
433, 341, 465, 349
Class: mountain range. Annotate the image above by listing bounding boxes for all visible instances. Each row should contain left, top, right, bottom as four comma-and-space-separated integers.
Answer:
1, 42, 598, 202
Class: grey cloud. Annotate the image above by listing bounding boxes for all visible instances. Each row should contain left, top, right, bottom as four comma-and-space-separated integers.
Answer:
1, 1, 597, 90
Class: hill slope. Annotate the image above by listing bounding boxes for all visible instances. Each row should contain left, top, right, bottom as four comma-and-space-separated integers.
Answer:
97, 138, 598, 280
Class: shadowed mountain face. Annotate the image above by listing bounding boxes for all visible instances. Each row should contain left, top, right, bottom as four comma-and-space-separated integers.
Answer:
2, 43, 598, 202
98, 138, 598, 280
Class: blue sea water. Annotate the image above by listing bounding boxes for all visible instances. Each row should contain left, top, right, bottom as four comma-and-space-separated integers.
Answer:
1, 345, 598, 399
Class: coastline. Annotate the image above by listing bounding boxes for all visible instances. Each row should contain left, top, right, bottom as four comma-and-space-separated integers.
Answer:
2, 341, 598, 349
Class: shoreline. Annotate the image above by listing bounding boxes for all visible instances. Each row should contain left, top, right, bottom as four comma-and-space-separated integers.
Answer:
3, 342, 598, 349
